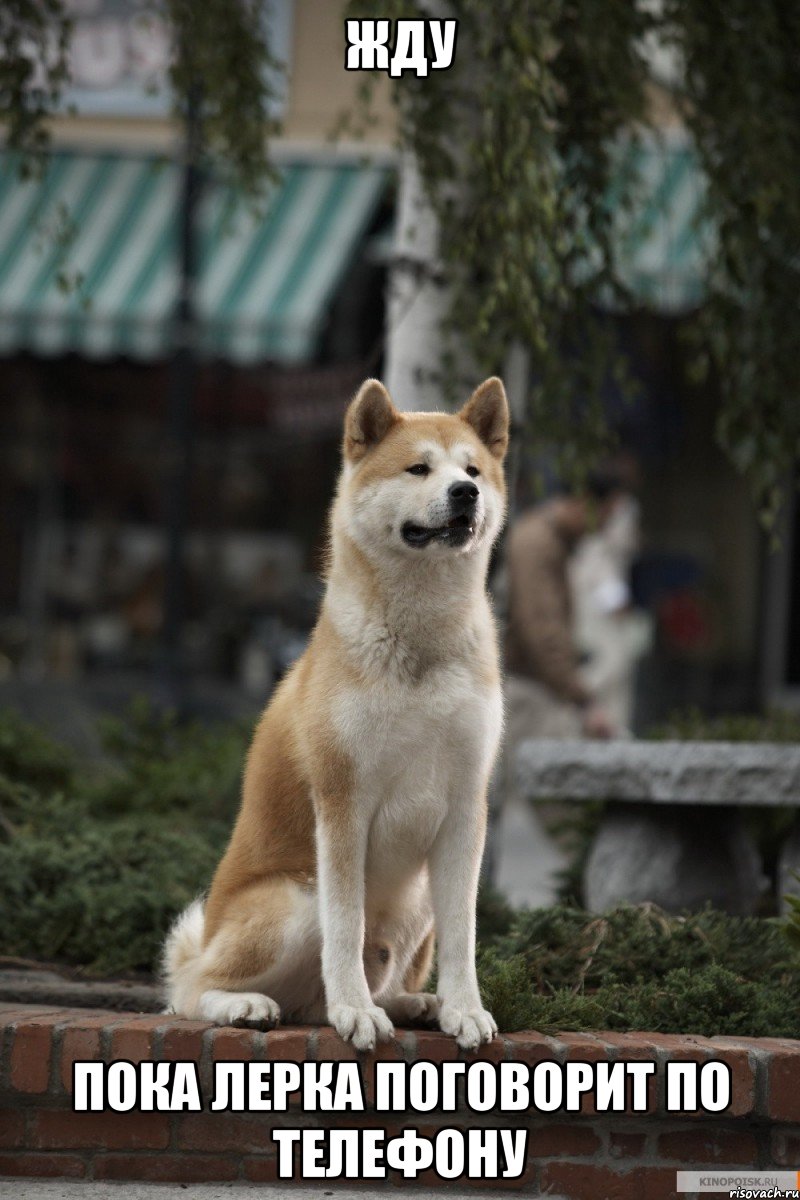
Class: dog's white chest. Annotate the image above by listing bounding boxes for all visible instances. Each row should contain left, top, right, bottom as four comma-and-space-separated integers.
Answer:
333, 662, 501, 884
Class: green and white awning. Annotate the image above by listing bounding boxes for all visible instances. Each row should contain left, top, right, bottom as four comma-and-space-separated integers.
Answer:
611, 133, 711, 312
0, 151, 389, 363
0, 136, 708, 362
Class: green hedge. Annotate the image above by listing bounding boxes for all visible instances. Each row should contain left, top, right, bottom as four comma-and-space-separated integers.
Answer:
0, 701, 247, 974
475, 890, 800, 1038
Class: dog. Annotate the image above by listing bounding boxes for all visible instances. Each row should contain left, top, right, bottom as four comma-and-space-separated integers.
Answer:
163, 375, 509, 1051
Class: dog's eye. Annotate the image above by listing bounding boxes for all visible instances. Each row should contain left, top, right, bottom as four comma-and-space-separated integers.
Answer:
406, 463, 430, 476
466, 465, 480, 478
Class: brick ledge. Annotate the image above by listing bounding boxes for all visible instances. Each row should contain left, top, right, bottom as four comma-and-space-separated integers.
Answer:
2, 1003, 799, 1196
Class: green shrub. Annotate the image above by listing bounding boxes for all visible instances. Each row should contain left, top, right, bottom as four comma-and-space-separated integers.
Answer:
0, 700, 246, 975
785, 873, 800, 954
90, 697, 248, 819
648, 707, 800, 743
0, 707, 74, 790
478, 960, 800, 1040
492, 903, 795, 989
0, 815, 226, 974
475, 901, 800, 1037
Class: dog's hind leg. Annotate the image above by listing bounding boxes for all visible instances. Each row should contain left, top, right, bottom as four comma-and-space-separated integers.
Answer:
165, 876, 324, 1026
198, 988, 281, 1029
403, 925, 436, 993
381, 925, 439, 1026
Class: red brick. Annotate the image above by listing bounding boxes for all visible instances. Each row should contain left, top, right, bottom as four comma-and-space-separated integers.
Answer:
558, 1032, 612, 1057
161, 1021, 209, 1062
0, 1107, 25, 1148
111, 1014, 169, 1027
314, 1026, 358, 1061
176, 1112, 273, 1154
622, 1057, 659, 1117
263, 1027, 311, 1056
528, 1123, 601, 1158
411, 1029, 459, 1062
708, 1038, 772, 1115
641, 1165, 683, 1200
556, 1031, 610, 1061
639, 1033, 715, 1053
656, 1043, 753, 1119
506, 1031, 562, 1066
709, 1047, 755, 1118
540, 1162, 640, 1200
60, 1019, 110, 1092
461, 1033, 506, 1063
658, 1127, 757, 1164
30, 1109, 169, 1151
558, 1034, 642, 1117
244, 1155, 281, 1182
108, 1027, 153, 1064
463, 1162, 538, 1190
768, 1046, 800, 1122
363, 1032, 411, 1105
211, 1026, 257, 1062
404, 1162, 537, 1192
94, 1153, 239, 1182
399, 1119, 467, 1138
715, 1036, 800, 1054
9, 1015, 63, 1093
0, 1005, 63, 1023
262, 1028, 310, 1061
108, 1016, 169, 1066
0, 1152, 86, 1178
772, 1129, 800, 1166
596, 1031, 661, 1052
608, 1130, 647, 1159
12, 1006, 117, 1024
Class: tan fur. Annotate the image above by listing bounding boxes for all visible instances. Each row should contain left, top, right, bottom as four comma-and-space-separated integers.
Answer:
403, 927, 436, 993
164, 377, 509, 1050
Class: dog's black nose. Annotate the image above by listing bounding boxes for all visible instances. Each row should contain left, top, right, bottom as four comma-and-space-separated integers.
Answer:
448, 480, 479, 508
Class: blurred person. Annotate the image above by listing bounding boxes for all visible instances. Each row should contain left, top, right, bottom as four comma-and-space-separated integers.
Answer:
503, 468, 627, 743
570, 490, 653, 732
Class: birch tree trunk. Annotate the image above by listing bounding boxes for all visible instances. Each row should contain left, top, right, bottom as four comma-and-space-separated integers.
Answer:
383, 151, 451, 412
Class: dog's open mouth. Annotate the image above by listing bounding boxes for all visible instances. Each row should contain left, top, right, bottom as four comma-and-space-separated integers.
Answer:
401, 513, 476, 548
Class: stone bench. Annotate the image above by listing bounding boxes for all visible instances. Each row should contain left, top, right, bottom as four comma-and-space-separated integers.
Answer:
515, 740, 800, 914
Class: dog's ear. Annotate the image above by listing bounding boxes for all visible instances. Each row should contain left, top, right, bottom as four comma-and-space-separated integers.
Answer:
344, 379, 400, 462
459, 377, 509, 460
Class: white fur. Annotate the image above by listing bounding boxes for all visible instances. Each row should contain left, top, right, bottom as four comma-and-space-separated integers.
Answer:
199, 990, 280, 1027
161, 897, 204, 1001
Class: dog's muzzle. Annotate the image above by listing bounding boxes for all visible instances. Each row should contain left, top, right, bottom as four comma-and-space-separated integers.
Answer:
401, 482, 480, 548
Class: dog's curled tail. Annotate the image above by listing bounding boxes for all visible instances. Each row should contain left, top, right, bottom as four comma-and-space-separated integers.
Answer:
161, 898, 205, 1014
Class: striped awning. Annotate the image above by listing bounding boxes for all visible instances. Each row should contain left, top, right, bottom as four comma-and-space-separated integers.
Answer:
611, 133, 711, 312
0, 151, 390, 363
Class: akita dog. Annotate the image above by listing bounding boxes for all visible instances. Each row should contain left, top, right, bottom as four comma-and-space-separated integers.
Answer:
163, 376, 509, 1050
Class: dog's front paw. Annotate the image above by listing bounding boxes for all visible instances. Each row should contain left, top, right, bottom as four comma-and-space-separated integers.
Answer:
438, 1002, 497, 1050
329, 1003, 394, 1051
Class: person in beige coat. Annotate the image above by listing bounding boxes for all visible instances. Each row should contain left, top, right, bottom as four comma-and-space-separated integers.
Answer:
504, 477, 626, 743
